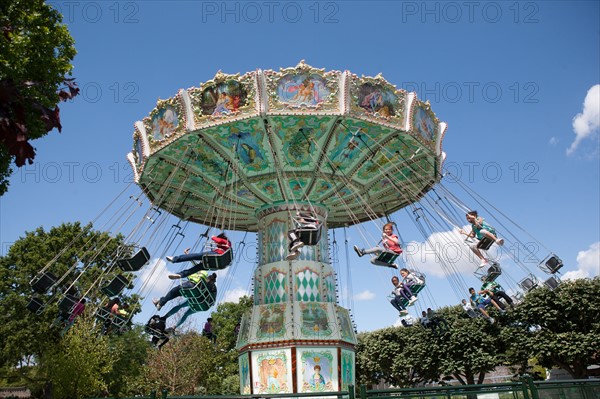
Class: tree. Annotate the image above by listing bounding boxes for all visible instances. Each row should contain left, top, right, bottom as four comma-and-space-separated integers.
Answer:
356, 324, 444, 387
0, 0, 79, 195
211, 296, 253, 351
0, 222, 130, 394
134, 297, 253, 396
503, 278, 600, 379
355, 306, 506, 388
435, 307, 506, 385
104, 326, 152, 397
204, 296, 253, 394
41, 316, 114, 399
140, 331, 211, 395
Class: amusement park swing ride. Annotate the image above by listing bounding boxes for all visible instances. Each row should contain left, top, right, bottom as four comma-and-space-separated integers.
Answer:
26, 61, 564, 395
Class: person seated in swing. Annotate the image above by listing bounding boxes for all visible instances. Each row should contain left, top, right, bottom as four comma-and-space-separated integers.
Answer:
399, 268, 422, 305
166, 233, 231, 279
461, 298, 479, 318
354, 222, 402, 268
102, 297, 129, 334
145, 315, 172, 349
468, 287, 505, 324
459, 210, 504, 267
107, 297, 128, 317
68, 298, 86, 324
202, 317, 216, 343
420, 310, 430, 327
389, 275, 409, 316
159, 273, 218, 331
286, 211, 320, 260
480, 279, 514, 309
153, 270, 213, 310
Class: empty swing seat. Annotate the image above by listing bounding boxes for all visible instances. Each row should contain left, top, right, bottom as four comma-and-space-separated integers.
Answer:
482, 263, 502, 282
31, 272, 58, 294
117, 247, 150, 272
202, 249, 233, 270
26, 297, 45, 314
544, 276, 561, 290
181, 280, 216, 312
101, 274, 131, 297
539, 254, 563, 274
476, 236, 495, 250
519, 275, 539, 292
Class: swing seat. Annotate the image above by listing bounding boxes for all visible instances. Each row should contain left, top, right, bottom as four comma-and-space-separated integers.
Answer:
539, 254, 563, 274
292, 212, 322, 246
95, 307, 111, 322
181, 280, 216, 312
101, 274, 131, 297
95, 307, 129, 330
117, 247, 150, 272
26, 297, 45, 314
31, 272, 58, 294
411, 284, 425, 295
482, 263, 502, 282
476, 236, 495, 250
519, 274, 538, 292
297, 226, 322, 246
544, 276, 561, 290
376, 250, 399, 264
58, 295, 78, 315
202, 248, 233, 270
145, 316, 168, 338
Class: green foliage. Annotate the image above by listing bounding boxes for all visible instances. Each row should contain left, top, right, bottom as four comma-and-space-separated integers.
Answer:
357, 281, 599, 388
136, 296, 253, 395
41, 316, 113, 399
205, 296, 253, 394
0, 0, 78, 195
0, 222, 130, 387
104, 325, 152, 397
356, 306, 506, 387
503, 278, 600, 379
356, 324, 444, 387
0, 0, 75, 104
212, 295, 253, 350
220, 374, 241, 394
435, 307, 505, 385
140, 331, 211, 395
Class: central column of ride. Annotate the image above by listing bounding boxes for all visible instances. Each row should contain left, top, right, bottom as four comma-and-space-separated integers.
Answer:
236, 203, 356, 395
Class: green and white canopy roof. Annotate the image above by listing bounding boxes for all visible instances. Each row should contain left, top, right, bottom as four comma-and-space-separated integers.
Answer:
127, 61, 447, 232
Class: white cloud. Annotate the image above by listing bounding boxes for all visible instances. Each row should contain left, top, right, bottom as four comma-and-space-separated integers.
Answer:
221, 287, 249, 303
567, 84, 600, 156
402, 227, 489, 277
562, 269, 588, 280
354, 290, 375, 300
563, 242, 600, 280
137, 258, 172, 295
549, 137, 558, 146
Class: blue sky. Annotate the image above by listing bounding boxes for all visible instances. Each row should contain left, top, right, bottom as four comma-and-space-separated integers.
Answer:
1, 1, 599, 332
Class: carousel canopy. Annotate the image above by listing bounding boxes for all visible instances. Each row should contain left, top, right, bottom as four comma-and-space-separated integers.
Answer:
128, 61, 447, 231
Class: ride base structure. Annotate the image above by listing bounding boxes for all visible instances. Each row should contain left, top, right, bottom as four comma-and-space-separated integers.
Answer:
128, 62, 447, 394
236, 204, 356, 394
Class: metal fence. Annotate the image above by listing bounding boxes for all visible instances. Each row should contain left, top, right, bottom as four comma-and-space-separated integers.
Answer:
359, 377, 600, 399
86, 378, 600, 399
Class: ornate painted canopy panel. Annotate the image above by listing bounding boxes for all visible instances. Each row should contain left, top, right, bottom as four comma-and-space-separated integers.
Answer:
128, 62, 447, 231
